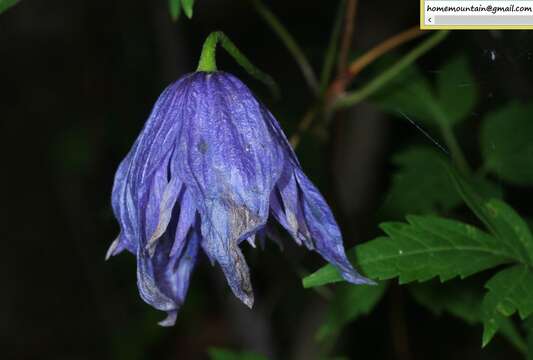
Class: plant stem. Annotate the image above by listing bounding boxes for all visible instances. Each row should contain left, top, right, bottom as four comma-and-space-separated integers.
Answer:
289, 106, 320, 149
251, 0, 320, 95
332, 30, 449, 110
337, 0, 358, 74
428, 102, 470, 174
346, 26, 423, 81
196, 32, 219, 72
319, 0, 346, 92
196, 31, 279, 98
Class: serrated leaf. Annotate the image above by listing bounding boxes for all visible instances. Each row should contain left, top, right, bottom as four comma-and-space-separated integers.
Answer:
482, 265, 533, 346
317, 282, 387, 342
168, 0, 181, 21
0, 0, 19, 14
448, 167, 533, 264
437, 56, 477, 125
481, 102, 533, 185
303, 215, 515, 288
181, 0, 194, 18
208, 348, 268, 360
381, 146, 461, 218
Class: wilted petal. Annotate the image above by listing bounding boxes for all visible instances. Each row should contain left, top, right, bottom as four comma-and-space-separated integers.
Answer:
137, 224, 200, 326
293, 167, 374, 285
274, 166, 313, 249
109, 153, 138, 257
146, 174, 183, 255
200, 200, 258, 308
169, 186, 197, 258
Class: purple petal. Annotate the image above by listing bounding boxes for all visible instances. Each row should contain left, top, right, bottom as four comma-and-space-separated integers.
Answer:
137, 224, 200, 326
200, 200, 257, 308
293, 168, 374, 285
169, 186, 197, 258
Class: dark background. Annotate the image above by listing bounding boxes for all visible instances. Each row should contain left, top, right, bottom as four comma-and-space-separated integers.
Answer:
2, 0, 533, 359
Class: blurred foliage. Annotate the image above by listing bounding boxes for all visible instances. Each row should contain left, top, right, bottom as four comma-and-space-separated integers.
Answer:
372, 55, 477, 128
208, 348, 269, 360
168, 0, 195, 21
305, 49, 533, 359
481, 103, 533, 186
0, 0, 19, 15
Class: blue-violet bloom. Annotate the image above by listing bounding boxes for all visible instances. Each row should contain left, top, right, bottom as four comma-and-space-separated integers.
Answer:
107, 71, 374, 326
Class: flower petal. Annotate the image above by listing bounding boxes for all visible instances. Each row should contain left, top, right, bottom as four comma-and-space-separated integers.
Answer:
169, 186, 197, 258
273, 164, 374, 285
137, 223, 200, 326
109, 153, 138, 257
146, 174, 183, 255
293, 168, 374, 285
200, 199, 258, 308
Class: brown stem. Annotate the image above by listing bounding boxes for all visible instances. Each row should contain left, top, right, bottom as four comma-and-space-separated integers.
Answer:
337, 0, 358, 75
291, 26, 424, 150
327, 25, 424, 104
289, 107, 318, 148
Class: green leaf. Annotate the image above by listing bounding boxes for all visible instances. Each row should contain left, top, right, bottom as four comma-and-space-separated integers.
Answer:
481, 102, 533, 186
168, 0, 181, 21
437, 56, 477, 126
181, 0, 194, 18
0, 0, 19, 14
482, 265, 533, 346
372, 63, 436, 126
410, 281, 527, 353
208, 348, 268, 360
381, 146, 461, 217
372, 55, 475, 129
317, 282, 387, 342
303, 215, 515, 288
448, 167, 533, 263
410, 281, 482, 325
525, 317, 533, 360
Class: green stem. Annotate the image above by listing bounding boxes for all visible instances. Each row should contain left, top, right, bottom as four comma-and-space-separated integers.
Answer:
427, 102, 470, 174
197, 32, 219, 72
319, 0, 346, 93
196, 31, 279, 98
332, 30, 449, 110
251, 0, 320, 95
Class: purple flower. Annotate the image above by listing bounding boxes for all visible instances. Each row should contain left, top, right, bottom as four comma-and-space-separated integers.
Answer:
107, 71, 373, 326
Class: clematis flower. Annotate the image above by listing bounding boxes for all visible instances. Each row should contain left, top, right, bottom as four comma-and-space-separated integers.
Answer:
107, 69, 374, 326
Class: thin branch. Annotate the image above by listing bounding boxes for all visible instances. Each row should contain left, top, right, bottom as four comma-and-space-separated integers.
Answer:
328, 26, 424, 103
293, 26, 434, 147
337, 0, 358, 75
333, 31, 449, 110
347, 26, 422, 85
289, 106, 320, 149
319, 0, 346, 92
251, 0, 320, 95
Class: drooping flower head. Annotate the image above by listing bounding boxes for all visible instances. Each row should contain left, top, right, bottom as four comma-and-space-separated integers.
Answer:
107, 32, 374, 326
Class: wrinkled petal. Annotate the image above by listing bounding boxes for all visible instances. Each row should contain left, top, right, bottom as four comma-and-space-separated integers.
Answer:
146, 174, 183, 255
200, 199, 258, 308
273, 164, 374, 285
169, 186, 197, 258
172, 73, 285, 307
108, 70, 374, 326
295, 168, 374, 285
274, 165, 313, 248
109, 152, 138, 257
137, 224, 200, 326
